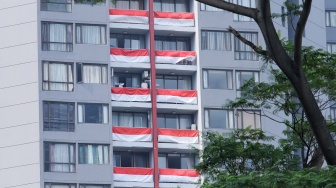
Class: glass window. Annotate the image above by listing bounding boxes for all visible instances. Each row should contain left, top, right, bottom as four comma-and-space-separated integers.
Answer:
42, 22, 73, 52
43, 101, 75, 131
201, 31, 231, 51
326, 11, 336, 27
203, 69, 233, 89
155, 36, 190, 51
204, 109, 234, 129
330, 105, 336, 122
44, 142, 75, 172
41, 0, 72, 12
112, 112, 148, 127
157, 114, 192, 129
43, 61, 74, 91
110, 0, 144, 10
112, 73, 141, 88
154, 0, 189, 12
110, 34, 145, 49
77, 63, 108, 84
113, 152, 149, 167
236, 71, 259, 97
79, 185, 110, 188
237, 110, 261, 129
232, 0, 255, 21
75, 0, 105, 5
78, 144, 109, 164
45, 183, 76, 188
156, 75, 192, 90
327, 43, 336, 54
159, 153, 194, 169
200, 3, 223, 11
234, 32, 258, 60
78, 103, 109, 124
76, 24, 106, 45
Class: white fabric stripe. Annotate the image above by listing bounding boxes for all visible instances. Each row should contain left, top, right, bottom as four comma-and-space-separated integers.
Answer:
157, 95, 197, 104
158, 135, 198, 144
110, 55, 150, 63
155, 56, 196, 64
114, 174, 153, 182
159, 175, 199, 183
111, 94, 151, 102
113, 133, 152, 142
154, 18, 194, 26
110, 15, 148, 24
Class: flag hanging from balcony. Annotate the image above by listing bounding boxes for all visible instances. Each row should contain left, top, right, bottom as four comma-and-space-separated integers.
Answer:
110, 48, 150, 63
156, 89, 197, 104
158, 129, 198, 144
112, 127, 152, 142
114, 167, 153, 182
159, 169, 200, 183
154, 12, 194, 26
155, 50, 196, 64
109, 9, 148, 24
111, 88, 151, 102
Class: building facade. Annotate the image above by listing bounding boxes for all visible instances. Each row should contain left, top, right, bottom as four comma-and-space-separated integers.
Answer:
0, 0, 330, 188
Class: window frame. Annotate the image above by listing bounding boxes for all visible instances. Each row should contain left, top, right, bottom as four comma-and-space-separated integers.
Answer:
76, 24, 107, 45
112, 72, 142, 88
42, 61, 74, 92
43, 101, 75, 132
79, 185, 110, 188
41, 22, 73, 52
326, 11, 336, 27
157, 113, 193, 129
44, 142, 76, 173
154, 36, 191, 51
201, 30, 232, 51
156, 75, 192, 90
77, 63, 108, 84
203, 69, 233, 90
204, 108, 234, 129
232, 0, 255, 22
110, 33, 146, 49
158, 153, 195, 169
41, 0, 72, 12
45, 182, 76, 188
78, 144, 109, 164
113, 151, 149, 168
77, 103, 109, 124
236, 109, 262, 129
75, 0, 106, 5
110, 0, 144, 10
154, 0, 190, 12
112, 111, 149, 128
327, 43, 336, 54
234, 32, 258, 60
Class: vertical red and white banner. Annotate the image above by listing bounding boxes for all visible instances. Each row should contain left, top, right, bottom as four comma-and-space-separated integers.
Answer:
114, 167, 153, 182
154, 12, 194, 26
156, 89, 197, 104
112, 127, 152, 142
155, 50, 196, 64
159, 169, 200, 183
109, 9, 149, 24
110, 48, 150, 63
158, 129, 198, 144
111, 88, 151, 102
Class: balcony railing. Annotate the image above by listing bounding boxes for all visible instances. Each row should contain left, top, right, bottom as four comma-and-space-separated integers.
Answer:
155, 50, 196, 65
110, 48, 150, 63
109, 9, 149, 24
158, 128, 198, 144
112, 127, 152, 142
114, 167, 153, 182
159, 168, 200, 183
111, 87, 151, 102
157, 89, 197, 104
154, 11, 195, 27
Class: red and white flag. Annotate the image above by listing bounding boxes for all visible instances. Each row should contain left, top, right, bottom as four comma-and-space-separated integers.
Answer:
111, 88, 151, 102
157, 89, 197, 104
159, 169, 200, 183
158, 129, 198, 144
155, 50, 196, 64
154, 11, 194, 27
109, 9, 148, 24
110, 48, 150, 63
112, 127, 152, 142
114, 167, 153, 182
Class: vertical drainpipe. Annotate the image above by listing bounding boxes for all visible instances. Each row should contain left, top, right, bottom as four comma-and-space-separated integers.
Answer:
148, 0, 159, 187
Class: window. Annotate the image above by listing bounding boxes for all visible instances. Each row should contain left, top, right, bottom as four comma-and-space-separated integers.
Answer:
159, 153, 194, 169
331, 105, 336, 122
233, 0, 255, 21
281, 6, 286, 27
45, 183, 76, 188
201, 30, 231, 51
234, 32, 258, 60
78, 103, 109, 124
236, 71, 259, 97
78, 144, 109, 164
79, 185, 110, 188
43, 61, 74, 91
76, 24, 106, 45
154, 0, 189, 12
204, 109, 234, 129
41, 0, 72, 12
158, 114, 193, 129
112, 112, 148, 127
112, 73, 141, 88
113, 152, 149, 167
237, 110, 261, 129
327, 43, 336, 54
110, 34, 145, 49
156, 75, 192, 90
110, 0, 144, 10
75, 0, 105, 5
44, 142, 75, 172
200, 3, 223, 11
42, 22, 73, 52
43, 101, 75, 131
203, 69, 233, 89
77, 63, 108, 84
326, 11, 336, 27
155, 36, 190, 51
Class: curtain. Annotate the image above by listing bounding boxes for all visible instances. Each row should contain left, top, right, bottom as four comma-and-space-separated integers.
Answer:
204, 110, 209, 128
83, 65, 102, 83
135, 153, 147, 167
77, 25, 106, 45
200, 3, 222, 11
178, 76, 191, 90
175, 0, 187, 12
177, 38, 188, 51
50, 143, 73, 172
154, 0, 161, 11
132, 75, 140, 87
179, 115, 191, 129
112, 0, 130, 9
43, 0, 71, 12
78, 104, 84, 123
103, 105, 108, 124
203, 70, 208, 88
112, 112, 119, 126
330, 12, 336, 26
134, 113, 148, 127
162, 0, 174, 12
49, 23, 67, 51
49, 63, 68, 91
228, 110, 234, 129
181, 154, 194, 169
155, 38, 163, 50
119, 113, 133, 127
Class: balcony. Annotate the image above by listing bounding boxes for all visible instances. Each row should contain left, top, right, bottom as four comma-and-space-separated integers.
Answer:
158, 128, 198, 144
155, 50, 196, 65
159, 169, 200, 183
111, 87, 151, 102
157, 89, 197, 104
154, 12, 195, 27
109, 9, 149, 24
114, 167, 153, 182
112, 127, 152, 142
110, 48, 149, 63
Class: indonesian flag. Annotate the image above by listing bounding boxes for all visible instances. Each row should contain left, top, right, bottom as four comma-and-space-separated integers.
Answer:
112, 127, 152, 142
155, 50, 196, 64
114, 167, 153, 182
157, 89, 197, 104
111, 88, 151, 102
154, 11, 194, 26
109, 9, 148, 24
159, 169, 200, 183
110, 48, 150, 63
158, 129, 198, 144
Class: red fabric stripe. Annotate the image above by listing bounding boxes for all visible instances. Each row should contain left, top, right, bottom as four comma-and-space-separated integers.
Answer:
159, 169, 200, 177
157, 89, 197, 97
114, 167, 153, 175
154, 11, 194, 19
111, 88, 150, 95
158, 129, 198, 137
113, 127, 151, 135
155, 50, 196, 57
109, 9, 148, 17
110, 48, 149, 56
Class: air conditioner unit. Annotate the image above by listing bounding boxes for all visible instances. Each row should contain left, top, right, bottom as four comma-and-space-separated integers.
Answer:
142, 71, 149, 79
191, 124, 196, 130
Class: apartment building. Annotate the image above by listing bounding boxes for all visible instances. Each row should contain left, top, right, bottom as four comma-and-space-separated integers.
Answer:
0, 0, 329, 188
